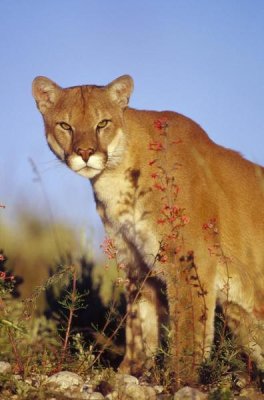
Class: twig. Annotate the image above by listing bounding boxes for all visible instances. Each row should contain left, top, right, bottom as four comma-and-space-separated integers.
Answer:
58, 265, 78, 370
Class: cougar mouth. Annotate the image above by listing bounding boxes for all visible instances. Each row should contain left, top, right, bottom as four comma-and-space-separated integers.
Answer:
66, 152, 106, 178
73, 164, 102, 179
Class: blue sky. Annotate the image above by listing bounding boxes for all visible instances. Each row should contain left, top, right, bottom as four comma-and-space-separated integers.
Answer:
1, 0, 264, 248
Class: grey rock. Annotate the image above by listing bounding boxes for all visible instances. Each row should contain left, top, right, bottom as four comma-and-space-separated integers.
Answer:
45, 370, 84, 391
0, 361, 11, 374
115, 373, 139, 386
105, 391, 118, 400
142, 386, 157, 399
239, 387, 264, 399
25, 378, 33, 385
174, 386, 207, 400
118, 382, 156, 399
13, 374, 22, 380
153, 385, 164, 394
82, 383, 94, 394
234, 372, 248, 389
86, 392, 105, 400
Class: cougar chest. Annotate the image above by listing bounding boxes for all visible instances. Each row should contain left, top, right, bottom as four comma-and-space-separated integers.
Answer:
93, 168, 158, 259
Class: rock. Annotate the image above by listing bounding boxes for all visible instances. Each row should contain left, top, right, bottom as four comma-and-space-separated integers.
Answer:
105, 391, 119, 400
239, 387, 264, 399
86, 392, 105, 400
45, 370, 84, 391
153, 385, 164, 394
233, 372, 248, 389
142, 386, 157, 399
13, 374, 22, 380
82, 383, 94, 394
118, 382, 156, 399
174, 386, 207, 400
25, 378, 33, 385
114, 373, 139, 386
0, 361, 12, 374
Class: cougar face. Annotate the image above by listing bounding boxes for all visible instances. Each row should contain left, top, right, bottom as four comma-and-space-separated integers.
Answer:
32, 75, 133, 178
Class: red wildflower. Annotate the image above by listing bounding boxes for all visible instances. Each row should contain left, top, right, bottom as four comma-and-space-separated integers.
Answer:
150, 172, 159, 179
167, 233, 179, 241
202, 218, 217, 231
153, 183, 165, 192
100, 237, 117, 260
149, 141, 164, 151
173, 205, 180, 213
154, 117, 168, 130
115, 277, 130, 287
159, 254, 168, 263
0, 271, 14, 281
117, 263, 127, 271
172, 184, 180, 195
181, 215, 190, 225
0, 271, 6, 280
148, 159, 157, 166
157, 218, 166, 224
158, 253, 168, 264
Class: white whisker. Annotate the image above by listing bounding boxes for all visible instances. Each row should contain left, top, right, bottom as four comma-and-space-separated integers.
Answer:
39, 158, 62, 166
40, 163, 65, 174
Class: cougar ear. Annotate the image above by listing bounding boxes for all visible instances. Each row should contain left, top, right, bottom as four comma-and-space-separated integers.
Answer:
107, 75, 134, 108
32, 76, 61, 114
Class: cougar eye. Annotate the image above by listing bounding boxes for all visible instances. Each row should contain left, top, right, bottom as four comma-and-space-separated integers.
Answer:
97, 119, 110, 129
58, 122, 72, 131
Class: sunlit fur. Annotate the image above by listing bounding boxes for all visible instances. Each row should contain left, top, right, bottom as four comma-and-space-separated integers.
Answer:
33, 75, 264, 384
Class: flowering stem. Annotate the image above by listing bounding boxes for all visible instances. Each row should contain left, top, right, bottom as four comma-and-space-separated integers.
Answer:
58, 265, 77, 370
7, 328, 24, 375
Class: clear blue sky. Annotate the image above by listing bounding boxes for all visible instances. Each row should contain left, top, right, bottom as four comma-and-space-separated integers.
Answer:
1, 0, 264, 248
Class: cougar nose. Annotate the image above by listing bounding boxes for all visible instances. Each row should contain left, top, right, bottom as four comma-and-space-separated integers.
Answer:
77, 147, 95, 163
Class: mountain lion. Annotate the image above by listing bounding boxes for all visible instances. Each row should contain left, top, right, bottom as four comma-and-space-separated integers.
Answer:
32, 75, 264, 387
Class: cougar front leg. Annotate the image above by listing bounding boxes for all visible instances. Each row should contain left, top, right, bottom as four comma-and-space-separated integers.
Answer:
112, 235, 166, 375
121, 276, 168, 375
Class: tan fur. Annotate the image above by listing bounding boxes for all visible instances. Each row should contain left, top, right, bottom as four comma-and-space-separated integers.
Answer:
32, 75, 264, 384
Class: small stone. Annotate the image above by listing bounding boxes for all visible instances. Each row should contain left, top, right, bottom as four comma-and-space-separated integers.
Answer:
234, 372, 248, 389
82, 383, 94, 393
105, 391, 119, 400
174, 386, 207, 400
142, 386, 156, 399
154, 385, 164, 394
239, 387, 264, 400
45, 370, 84, 391
0, 361, 12, 374
119, 383, 155, 400
87, 392, 105, 400
13, 374, 22, 380
115, 373, 139, 386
